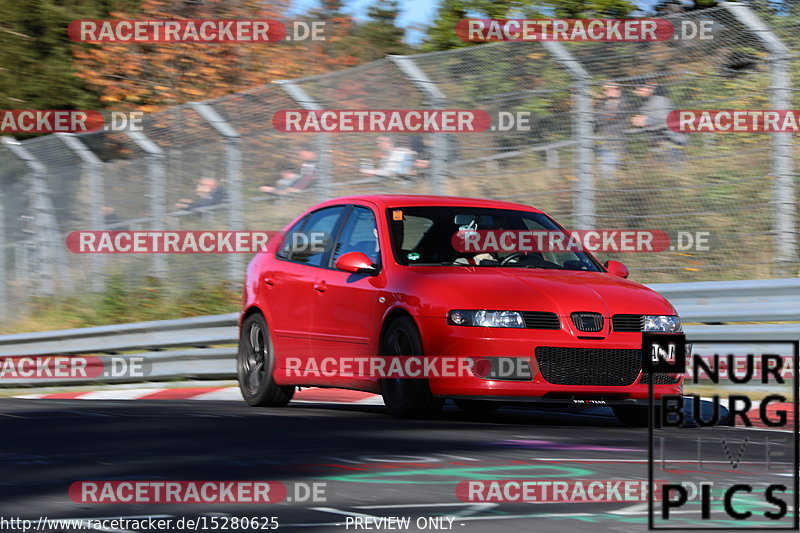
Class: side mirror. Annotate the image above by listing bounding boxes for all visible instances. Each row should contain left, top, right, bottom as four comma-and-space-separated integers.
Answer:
335, 251, 378, 275
604, 260, 629, 278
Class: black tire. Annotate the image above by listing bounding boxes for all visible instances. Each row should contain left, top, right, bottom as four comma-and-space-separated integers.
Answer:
454, 399, 500, 415
237, 313, 294, 407
613, 405, 660, 427
380, 316, 443, 418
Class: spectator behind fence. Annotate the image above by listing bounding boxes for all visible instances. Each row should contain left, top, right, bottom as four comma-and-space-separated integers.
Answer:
260, 149, 317, 195
360, 136, 414, 180
102, 206, 122, 228
175, 178, 225, 210
630, 81, 688, 158
597, 82, 632, 180
409, 136, 432, 176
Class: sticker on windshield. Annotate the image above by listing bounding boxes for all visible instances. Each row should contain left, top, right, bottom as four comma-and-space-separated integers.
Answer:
392, 209, 403, 221
407, 252, 420, 261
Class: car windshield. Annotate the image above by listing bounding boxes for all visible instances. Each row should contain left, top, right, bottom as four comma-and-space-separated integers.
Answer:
387, 206, 602, 271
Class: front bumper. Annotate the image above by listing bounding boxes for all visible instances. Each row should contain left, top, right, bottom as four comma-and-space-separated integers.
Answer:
415, 316, 683, 400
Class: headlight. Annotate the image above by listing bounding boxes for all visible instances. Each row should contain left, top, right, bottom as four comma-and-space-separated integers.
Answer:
448, 310, 525, 328
643, 315, 682, 333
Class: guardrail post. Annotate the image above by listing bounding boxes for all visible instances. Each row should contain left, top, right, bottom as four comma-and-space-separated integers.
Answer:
57, 133, 105, 292
1, 137, 60, 297
722, 1, 796, 275
390, 55, 447, 195
190, 102, 244, 284
278, 80, 331, 201
127, 131, 167, 280
541, 42, 595, 229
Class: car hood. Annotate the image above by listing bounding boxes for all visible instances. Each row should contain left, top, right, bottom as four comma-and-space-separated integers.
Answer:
404, 267, 676, 317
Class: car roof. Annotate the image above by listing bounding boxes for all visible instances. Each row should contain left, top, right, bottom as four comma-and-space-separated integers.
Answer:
316, 194, 544, 213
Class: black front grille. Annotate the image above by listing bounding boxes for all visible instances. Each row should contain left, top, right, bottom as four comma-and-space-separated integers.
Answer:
613, 314, 644, 332
535, 347, 641, 386
641, 373, 681, 384
520, 312, 560, 330
571, 312, 604, 332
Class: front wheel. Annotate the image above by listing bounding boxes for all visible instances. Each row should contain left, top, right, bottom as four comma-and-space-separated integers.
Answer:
380, 317, 443, 418
237, 313, 294, 407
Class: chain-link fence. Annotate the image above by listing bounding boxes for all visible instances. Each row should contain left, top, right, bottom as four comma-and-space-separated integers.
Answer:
1, 1, 798, 317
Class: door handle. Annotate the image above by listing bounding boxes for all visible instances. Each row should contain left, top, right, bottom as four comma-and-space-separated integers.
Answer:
313, 281, 327, 293
263, 276, 275, 286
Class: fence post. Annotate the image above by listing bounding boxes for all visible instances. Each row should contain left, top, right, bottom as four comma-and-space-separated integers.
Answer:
390, 55, 447, 195
190, 102, 244, 284
57, 133, 105, 292
277, 80, 331, 201
722, 1, 796, 275
1, 137, 60, 297
127, 131, 167, 280
541, 42, 595, 229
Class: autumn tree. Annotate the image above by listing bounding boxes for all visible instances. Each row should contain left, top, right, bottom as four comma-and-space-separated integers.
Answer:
297, 0, 363, 73
72, 0, 303, 112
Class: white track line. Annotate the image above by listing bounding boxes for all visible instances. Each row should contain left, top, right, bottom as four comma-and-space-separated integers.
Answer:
77, 389, 162, 400
355, 395, 384, 405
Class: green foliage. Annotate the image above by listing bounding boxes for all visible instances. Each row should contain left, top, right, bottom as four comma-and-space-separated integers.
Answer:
355, 0, 411, 60
652, 0, 719, 13
1, 275, 240, 334
423, 0, 637, 51
548, 0, 634, 17
423, 0, 471, 52
0, 0, 131, 127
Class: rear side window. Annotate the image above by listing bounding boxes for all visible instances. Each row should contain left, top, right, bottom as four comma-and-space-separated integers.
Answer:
333, 206, 380, 265
276, 217, 307, 260
278, 206, 346, 266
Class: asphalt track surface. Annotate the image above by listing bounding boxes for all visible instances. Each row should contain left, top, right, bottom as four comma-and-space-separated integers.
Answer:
0, 396, 795, 533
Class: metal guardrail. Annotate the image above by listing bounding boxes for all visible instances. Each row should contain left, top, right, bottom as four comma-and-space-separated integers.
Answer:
650, 278, 800, 324
0, 313, 239, 357
0, 279, 797, 387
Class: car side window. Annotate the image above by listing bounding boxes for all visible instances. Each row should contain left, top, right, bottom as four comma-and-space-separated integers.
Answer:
332, 206, 380, 265
289, 206, 346, 267
276, 217, 308, 260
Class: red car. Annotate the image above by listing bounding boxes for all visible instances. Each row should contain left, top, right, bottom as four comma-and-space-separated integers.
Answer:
238, 195, 683, 423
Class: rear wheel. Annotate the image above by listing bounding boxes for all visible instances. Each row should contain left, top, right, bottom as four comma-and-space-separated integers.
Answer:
613, 405, 660, 427
237, 313, 294, 407
380, 317, 443, 418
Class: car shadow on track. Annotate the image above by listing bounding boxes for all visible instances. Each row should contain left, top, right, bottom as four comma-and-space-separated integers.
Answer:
284, 400, 627, 427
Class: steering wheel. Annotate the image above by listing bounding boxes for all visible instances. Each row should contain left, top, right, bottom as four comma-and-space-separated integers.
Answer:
500, 252, 527, 266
